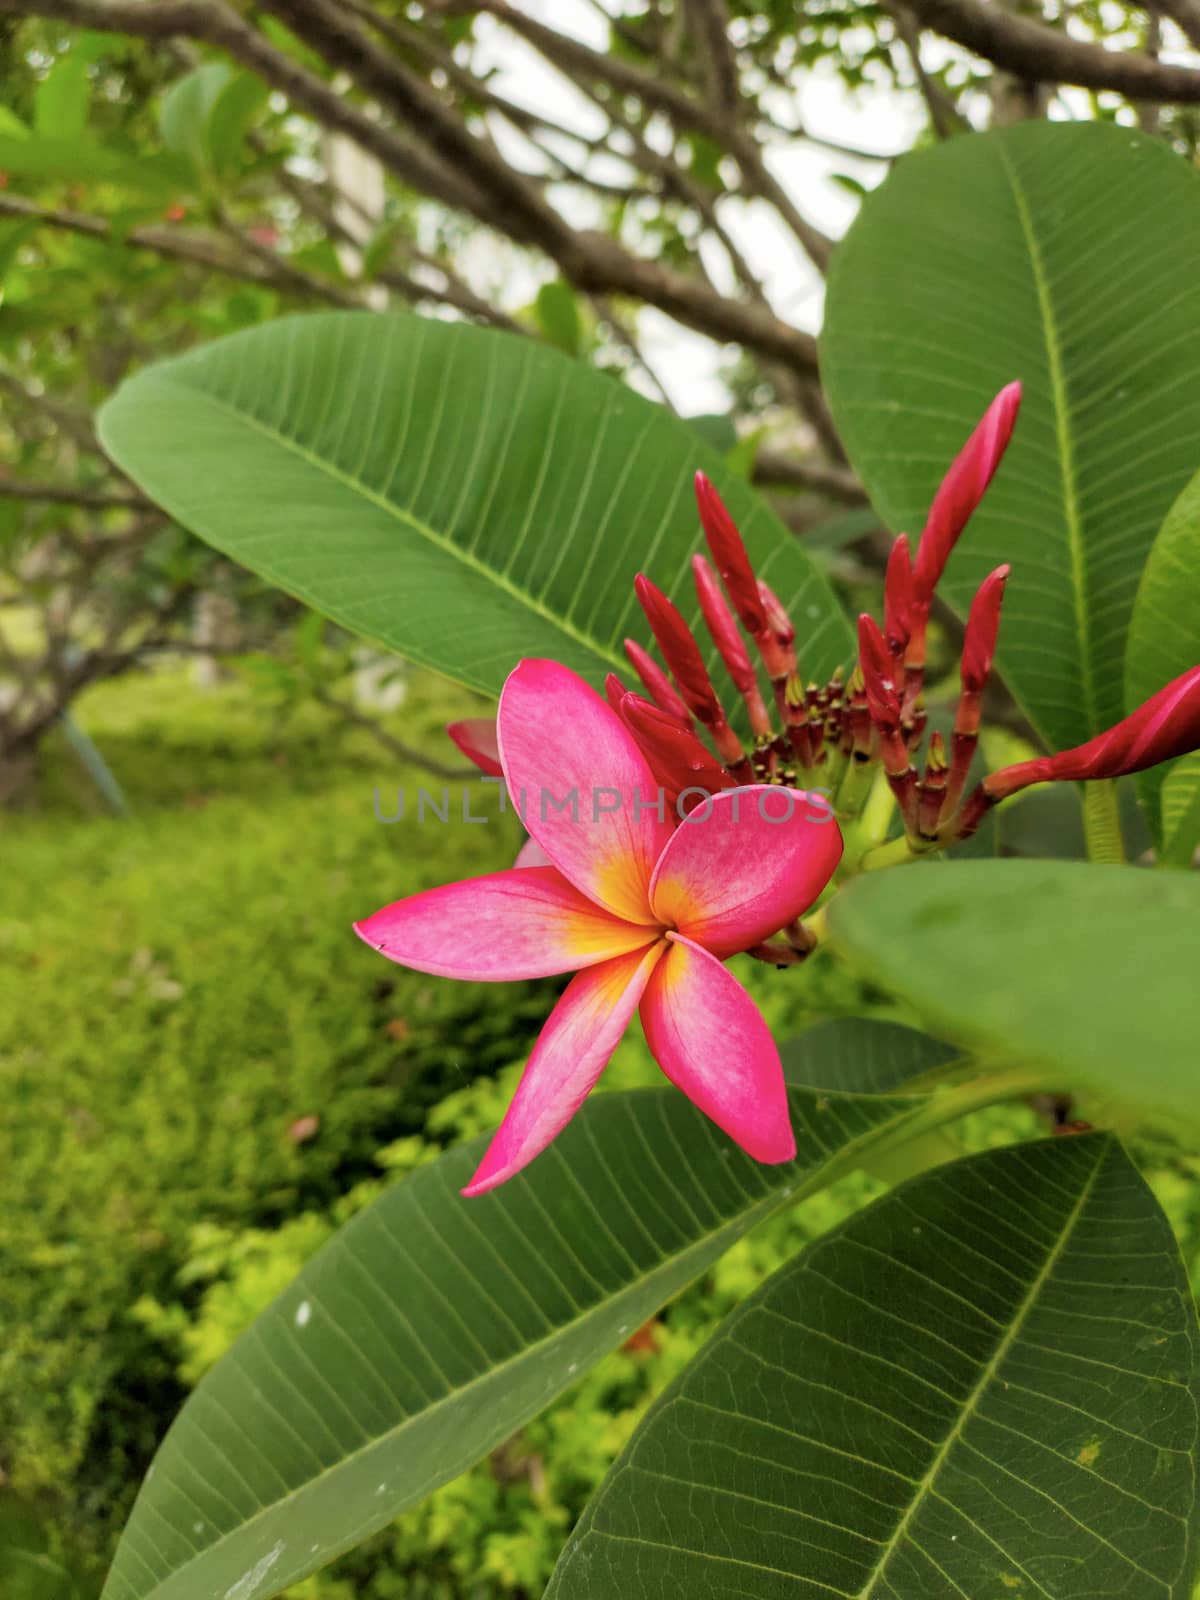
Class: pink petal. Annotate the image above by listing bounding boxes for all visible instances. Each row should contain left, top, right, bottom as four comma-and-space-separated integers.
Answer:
497, 660, 674, 923
640, 934, 794, 1163
446, 718, 502, 777
463, 941, 666, 1195
514, 836, 554, 869
355, 866, 656, 980
648, 785, 842, 958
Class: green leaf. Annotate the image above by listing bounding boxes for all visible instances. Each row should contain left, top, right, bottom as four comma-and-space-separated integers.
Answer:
550, 1134, 1200, 1599
828, 859, 1200, 1133
158, 62, 231, 174
97, 312, 851, 698
782, 1016, 960, 1094
0, 133, 186, 194
100, 1084, 926, 1600
1161, 752, 1200, 868
534, 279, 583, 355
205, 71, 269, 179
35, 50, 91, 141
1126, 468, 1200, 854
822, 122, 1200, 753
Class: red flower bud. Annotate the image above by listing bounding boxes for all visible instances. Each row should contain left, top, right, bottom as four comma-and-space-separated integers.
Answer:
757, 580, 795, 647
633, 575, 722, 723
884, 534, 914, 655
446, 718, 502, 777
623, 638, 693, 727
604, 672, 629, 715
619, 692, 734, 805
986, 664, 1200, 800
693, 472, 767, 635
960, 565, 1010, 694
913, 382, 1021, 602
692, 554, 755, 693
857, 614, 901, 735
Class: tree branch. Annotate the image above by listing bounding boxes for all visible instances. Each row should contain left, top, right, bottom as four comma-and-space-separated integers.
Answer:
0, 477, 151, 510
902, 0, 1200, 101
0, 190, 363, 306
1, 0, 821, 375
752, 449, 866, 503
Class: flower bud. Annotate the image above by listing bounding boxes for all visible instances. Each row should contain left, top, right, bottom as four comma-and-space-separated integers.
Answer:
693, 472, 767, 634
884, 534, 914, 655
604, 672, 629, 716
619, 692, 733, 804
623, 637, 693, 727
987, 665, 1200, 800
960, 565, 1010, 695
856, 614, 901, 736
634, 575, 722, 723
446, 718, 502, 777
692, 554, 755, 693
913, 382, 1021, 602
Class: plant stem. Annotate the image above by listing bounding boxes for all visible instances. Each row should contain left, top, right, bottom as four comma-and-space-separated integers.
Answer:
1082, 778, 1125, 864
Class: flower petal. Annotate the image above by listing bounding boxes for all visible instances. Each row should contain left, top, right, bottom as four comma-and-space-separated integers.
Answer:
649, 785, 842, 957
355, 866, 656, 980
463, 941, 665, 1195
640, 935, 794, 1163
514, 836, 554, 869
497, 659, 674, 922
446, 718, 502, 777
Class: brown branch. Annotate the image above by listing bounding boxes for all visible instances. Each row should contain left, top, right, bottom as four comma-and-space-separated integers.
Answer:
889, 7, 969, 138
0, 190, 362, 307
310, 688, 475, 781
901, 0, 1200, 101
682, 0, 741, 125
0, 477, 151, 510
258, 0, 576, 255
752, 449, 866, 503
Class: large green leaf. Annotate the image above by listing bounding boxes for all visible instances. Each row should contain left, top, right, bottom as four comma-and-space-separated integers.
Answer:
97, 312, 851, 699
828, 859, 1200, 1133
822, 121, 1200, 754
550, 1134, 1199, 1599
782, 1016, 960, 1094
1126, 469, 1200, 855
102, 1083, 927, 1600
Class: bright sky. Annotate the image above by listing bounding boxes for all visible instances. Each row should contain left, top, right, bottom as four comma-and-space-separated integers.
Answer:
465, 0, 923, 413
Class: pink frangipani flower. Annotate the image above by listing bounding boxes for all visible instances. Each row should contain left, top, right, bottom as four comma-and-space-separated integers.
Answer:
357, 660, 842, 1196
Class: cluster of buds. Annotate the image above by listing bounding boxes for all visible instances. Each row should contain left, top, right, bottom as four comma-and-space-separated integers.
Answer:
602, 378, 1200, 857
585, 384, 1022, 846
450, 380, 1200, 864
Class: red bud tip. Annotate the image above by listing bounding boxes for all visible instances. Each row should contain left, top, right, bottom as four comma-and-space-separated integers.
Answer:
604, 672, 629, 715
960, 564, 1010, 693
986, 663, 1200, 801
692, 553, 758, 695
619, 691, 733, 802
884, 534, 915, 655
633, 575, 722, 723
446, 718, 503, 777
856, 613, 902, 733
623, 636, 693, 727
756, 580, 796, 647
694, 472, 767, 634
913, 381, 1021, 602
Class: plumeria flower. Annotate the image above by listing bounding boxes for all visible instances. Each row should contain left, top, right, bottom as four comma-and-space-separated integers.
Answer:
358, 660, 842, 1195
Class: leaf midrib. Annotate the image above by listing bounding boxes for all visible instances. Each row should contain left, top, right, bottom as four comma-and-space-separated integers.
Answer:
853, 1138, 1106, 1599
106, 369, 627, 680
997, 138, 1098, 738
